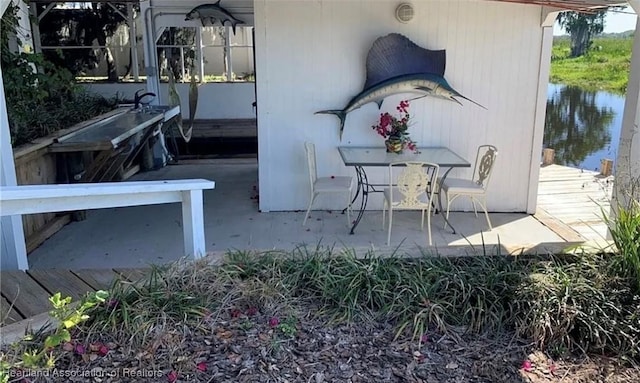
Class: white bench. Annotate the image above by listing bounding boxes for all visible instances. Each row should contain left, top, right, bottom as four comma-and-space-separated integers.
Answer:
0, 179, 215, 269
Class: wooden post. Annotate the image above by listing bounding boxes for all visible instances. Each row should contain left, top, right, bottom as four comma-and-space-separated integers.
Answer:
600, 159, 614, 177
181, 189, 206, 259
0, 64, 28, 270
542, 148, 555, 166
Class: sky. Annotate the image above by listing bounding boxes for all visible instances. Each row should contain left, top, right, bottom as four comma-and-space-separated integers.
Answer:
553, 8, 638, 35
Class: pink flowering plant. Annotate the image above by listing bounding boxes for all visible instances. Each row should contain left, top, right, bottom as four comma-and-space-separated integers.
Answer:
371, 100, 417, 152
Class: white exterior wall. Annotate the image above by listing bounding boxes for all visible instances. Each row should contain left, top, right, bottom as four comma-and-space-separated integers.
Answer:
81, 82, 256, 119
255, 0, 545, 212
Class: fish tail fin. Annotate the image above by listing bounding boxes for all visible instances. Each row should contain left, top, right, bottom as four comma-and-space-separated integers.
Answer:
315, 109, 347, 139
231, 20, 241, 34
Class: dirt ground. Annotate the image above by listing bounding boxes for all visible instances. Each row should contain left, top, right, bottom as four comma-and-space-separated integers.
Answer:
8, 303, 639, 383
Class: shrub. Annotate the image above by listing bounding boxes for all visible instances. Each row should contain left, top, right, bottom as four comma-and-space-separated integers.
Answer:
1, 3, 119, 147
6, 248, 639, 369
222, 248, 640, 360
607, 199, 640, 292
514, 254, 640, 360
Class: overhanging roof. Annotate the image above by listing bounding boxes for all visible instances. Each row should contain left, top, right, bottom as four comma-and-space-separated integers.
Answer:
489, 0, 628, 12
25, 0, 630, 12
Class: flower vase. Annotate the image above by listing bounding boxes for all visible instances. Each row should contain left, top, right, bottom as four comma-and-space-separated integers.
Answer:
385, 138, 404, 154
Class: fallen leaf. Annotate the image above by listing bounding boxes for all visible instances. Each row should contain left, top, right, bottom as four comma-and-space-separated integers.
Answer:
216, 330, 233, 341
258, 333, 270, 342
228, 353, 242, 364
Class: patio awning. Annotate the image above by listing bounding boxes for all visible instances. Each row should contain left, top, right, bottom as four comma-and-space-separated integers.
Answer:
489, 0, 629, 12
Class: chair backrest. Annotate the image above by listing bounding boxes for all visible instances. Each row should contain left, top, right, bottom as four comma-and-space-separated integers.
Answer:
472, 145, 498, 189
304, 142, 317, 187
389, 162, 439, 208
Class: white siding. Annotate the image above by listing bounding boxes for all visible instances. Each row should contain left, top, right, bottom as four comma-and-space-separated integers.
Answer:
255, 0, 546, 212
82, 82, 256, 119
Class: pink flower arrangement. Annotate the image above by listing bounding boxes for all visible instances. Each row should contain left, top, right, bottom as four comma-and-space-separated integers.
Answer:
371, 100, 417, 153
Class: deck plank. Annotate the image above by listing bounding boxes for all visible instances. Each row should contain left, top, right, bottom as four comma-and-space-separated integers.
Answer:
0, 296, 24, 325
71, 269, 120, 291
536, 164, 612, 243
26, 270, 95, 301
534, 208, 584, 242
0, 271, 54, 318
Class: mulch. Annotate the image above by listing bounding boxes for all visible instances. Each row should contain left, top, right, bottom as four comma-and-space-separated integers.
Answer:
7, 302, 639, 383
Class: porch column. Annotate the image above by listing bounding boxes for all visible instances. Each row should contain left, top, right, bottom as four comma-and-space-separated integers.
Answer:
526, 8, 559, 213
613, 2, 640, 210
140, 0, 161, 104
195, 27, 205, 81
15, 0, 34, 53
127, 3, 139, 82
0, 64, 29, 270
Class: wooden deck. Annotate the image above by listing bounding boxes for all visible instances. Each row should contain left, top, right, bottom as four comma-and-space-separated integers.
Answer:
0, 268, 148, 327
536, 164, 613, 243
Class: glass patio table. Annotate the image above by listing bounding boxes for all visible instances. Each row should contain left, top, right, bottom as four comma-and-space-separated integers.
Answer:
338, 146, 471, 234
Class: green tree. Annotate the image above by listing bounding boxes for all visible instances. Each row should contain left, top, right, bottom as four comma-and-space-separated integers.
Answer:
157, 27, 196, 81
557, 10, 606, 57
544, 86, 614, 167
1, 2, 118, 145
37, 2, 133, 81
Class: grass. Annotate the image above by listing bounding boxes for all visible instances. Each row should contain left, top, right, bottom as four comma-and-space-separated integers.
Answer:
2, 242, 640, 381
550, 36, 633, 94
40, 243, 634, 362
220, 248, 640, 360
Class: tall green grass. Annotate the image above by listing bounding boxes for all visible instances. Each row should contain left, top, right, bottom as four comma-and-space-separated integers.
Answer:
57, 237, 640, 364
220, 248, 640, 360
550, 36, 633, 94
606, 187, 640, 292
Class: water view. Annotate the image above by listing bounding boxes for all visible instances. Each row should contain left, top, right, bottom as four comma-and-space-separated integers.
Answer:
544, 83, 625, 172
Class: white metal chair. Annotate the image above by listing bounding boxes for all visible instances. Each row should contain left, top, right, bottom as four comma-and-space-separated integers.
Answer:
383, 162, 439, 246
303, 142, 354, 226
440, 145, 498, 231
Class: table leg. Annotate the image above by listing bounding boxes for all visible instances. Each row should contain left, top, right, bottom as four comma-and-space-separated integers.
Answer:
349, 166, 369, 235
438, 168, 457, 234
342, 171, 362, 215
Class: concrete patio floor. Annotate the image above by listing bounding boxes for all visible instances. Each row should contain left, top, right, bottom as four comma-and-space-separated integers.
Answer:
28, 160, 572, 269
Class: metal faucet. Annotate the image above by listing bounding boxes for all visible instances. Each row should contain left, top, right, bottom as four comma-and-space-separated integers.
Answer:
134, 89, 156, 109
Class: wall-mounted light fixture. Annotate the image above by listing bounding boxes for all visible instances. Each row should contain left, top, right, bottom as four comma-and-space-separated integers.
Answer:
395, 3, 414, 23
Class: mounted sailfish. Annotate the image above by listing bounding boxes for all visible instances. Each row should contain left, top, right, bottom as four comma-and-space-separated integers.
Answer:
316, 33, 486, 138
185, 1, 244, 34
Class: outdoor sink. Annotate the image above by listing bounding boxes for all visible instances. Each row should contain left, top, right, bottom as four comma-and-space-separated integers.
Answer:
55, 109, 165, 149
53, 104, 181, 152
130, 104, 181, 122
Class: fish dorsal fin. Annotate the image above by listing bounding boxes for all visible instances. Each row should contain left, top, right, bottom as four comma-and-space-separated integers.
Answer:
364, 33, 446, 89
